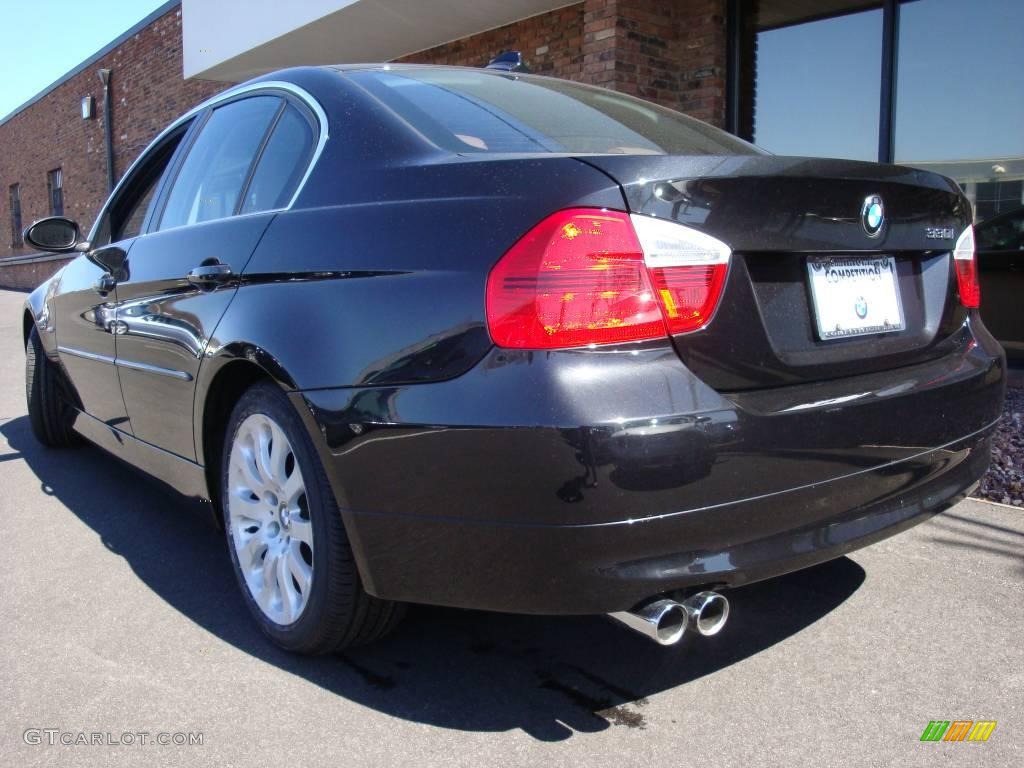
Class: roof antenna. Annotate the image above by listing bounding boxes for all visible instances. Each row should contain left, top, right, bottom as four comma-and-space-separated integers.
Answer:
485, 51, 531, 73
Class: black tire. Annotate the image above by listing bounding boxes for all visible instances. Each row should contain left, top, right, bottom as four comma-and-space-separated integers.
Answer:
25, 325, 80, 448
221, 381, 404, 654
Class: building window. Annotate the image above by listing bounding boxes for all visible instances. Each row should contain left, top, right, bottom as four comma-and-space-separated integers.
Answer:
893, 0, 1024, 224
47, 168, 64, 217
9, 184, 22, 247
737, 0, 882, 161
734, 0, 1024, 224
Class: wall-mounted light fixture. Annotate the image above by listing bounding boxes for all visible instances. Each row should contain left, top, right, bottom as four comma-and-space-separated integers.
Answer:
81, 95, 95, 120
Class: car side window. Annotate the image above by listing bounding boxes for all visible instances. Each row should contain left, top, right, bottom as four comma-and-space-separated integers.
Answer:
92, 125, 190, 247
239, 104, 316, 214
117, 164, 164, 241
157, 96, 281, 231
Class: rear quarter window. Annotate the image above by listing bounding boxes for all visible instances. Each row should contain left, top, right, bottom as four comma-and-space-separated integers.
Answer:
240, 103, 316, 214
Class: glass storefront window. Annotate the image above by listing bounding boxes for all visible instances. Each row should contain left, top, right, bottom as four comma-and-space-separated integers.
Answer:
893, 0, 1024, 224
747, 1, 883, 160
737, 0, 1022, 354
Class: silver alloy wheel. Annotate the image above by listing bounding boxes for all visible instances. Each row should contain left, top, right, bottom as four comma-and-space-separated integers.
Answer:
227, 413, 313, 625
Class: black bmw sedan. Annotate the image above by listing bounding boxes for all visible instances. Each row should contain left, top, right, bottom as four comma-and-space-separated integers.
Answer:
21, 64, 1005, 652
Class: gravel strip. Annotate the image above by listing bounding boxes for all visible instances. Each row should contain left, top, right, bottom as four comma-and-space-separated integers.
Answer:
973, 383, 1023, 507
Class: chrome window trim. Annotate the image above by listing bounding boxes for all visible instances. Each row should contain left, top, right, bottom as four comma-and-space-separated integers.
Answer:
88, 80, 329, 243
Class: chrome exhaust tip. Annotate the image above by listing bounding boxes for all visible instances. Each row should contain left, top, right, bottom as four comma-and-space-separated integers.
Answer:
609, 599, 688, 646
682, 591, 729, 637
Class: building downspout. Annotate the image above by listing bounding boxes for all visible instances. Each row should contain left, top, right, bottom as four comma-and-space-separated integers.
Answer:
725, 0, 741, 137
98, 69, 114, 193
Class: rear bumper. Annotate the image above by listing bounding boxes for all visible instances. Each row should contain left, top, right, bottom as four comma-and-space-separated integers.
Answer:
339, 428, 991, 613
292, 322, 1005, 614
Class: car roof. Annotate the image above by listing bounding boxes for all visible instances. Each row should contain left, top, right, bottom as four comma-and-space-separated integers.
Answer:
323, 63, 525, 76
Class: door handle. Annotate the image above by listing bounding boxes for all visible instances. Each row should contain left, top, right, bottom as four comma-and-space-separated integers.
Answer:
186, 263, 234, 288
93, 273, 116, 296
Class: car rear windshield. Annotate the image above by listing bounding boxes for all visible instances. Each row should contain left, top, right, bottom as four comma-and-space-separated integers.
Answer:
346, 68, 761, 156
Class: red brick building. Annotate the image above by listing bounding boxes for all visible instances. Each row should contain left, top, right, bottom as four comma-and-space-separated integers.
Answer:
395, 0, 727, 127
1, 0, 1021, 288
0, 0, 731, 267
0, 5, 223, 261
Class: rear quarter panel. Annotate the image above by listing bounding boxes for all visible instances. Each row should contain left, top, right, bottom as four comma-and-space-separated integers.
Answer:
193, 157, 624, 463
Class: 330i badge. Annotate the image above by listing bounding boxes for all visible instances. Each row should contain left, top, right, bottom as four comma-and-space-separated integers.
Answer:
20, 63, 1005, 653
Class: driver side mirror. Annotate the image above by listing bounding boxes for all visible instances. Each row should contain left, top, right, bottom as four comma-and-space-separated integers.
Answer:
23, 216, 88, 254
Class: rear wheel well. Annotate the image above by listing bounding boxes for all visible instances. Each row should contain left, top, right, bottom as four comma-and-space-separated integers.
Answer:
202, 361, 271, 522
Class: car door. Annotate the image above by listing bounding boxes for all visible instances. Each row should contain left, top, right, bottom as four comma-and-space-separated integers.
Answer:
52, 123, 191, 429
112, 93, 316, 460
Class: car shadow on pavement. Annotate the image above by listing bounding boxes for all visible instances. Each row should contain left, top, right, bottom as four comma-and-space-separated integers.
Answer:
4, 415, 865, 741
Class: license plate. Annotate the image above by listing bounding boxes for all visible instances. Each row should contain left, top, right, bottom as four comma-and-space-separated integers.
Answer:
806, 256, 905, 340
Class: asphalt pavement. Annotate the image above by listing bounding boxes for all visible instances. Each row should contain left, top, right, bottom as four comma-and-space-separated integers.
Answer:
1, 287, 1020, 767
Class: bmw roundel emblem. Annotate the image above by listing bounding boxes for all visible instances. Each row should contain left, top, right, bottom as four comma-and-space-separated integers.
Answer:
854, 296, 868, 319
861, 194, 885, 237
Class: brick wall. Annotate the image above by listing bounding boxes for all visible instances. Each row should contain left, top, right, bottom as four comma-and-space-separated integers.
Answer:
2, 0, 730, 265
401, 0, 728, 126
673, 0, 728, 126
0, 6, 224, 258
397, 3, 587, 81
582, 0, 727, 126
0, 254, 75, 292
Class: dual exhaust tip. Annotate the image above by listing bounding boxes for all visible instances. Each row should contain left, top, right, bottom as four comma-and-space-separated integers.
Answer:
610, 591, 729, 646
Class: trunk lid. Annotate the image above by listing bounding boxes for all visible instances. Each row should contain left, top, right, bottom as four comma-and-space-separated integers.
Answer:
579, 155, 974, 390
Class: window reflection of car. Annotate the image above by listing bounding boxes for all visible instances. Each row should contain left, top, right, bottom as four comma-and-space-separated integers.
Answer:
975, 206, 1024, 358
976, 207, 1024, 254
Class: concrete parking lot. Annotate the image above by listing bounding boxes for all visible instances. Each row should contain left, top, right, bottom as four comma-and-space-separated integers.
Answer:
1, 286, 1021, 767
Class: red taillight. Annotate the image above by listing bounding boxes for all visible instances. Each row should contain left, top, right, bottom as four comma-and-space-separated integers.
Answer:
953, 226, 980, 308
629, 212, 732, 335
485, 209, 666, 349
648, 264, 729, 334
486, 209, 732, 349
